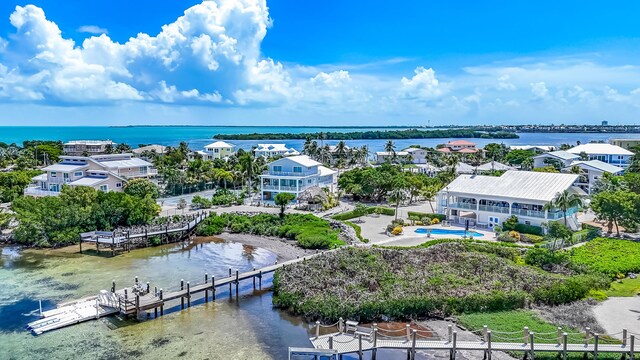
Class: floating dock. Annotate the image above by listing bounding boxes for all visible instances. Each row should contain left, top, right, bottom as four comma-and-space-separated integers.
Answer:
27, 291, 119, 335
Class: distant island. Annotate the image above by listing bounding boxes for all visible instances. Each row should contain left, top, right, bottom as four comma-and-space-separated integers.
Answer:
214, 128, 519, 140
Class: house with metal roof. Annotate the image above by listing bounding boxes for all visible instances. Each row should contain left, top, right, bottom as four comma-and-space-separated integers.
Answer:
24, 154, 154, 197
567, 143, 633, 168
253, 144, 300, 158
191, 141, 235, 161
436, 171, 582, 230
259, 155, 336, 203
563, 160, 624, 194
533, 151, 580, 169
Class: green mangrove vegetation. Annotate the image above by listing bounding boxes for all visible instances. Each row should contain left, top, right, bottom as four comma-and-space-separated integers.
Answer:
214, 128, 519, 140
196, 212, 345, 249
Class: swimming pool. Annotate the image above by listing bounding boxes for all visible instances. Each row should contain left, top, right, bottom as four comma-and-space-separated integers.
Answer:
414, 228, 483, 237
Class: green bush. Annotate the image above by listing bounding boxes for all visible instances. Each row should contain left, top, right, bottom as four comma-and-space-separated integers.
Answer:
525, 248, 570, 269
332, 206, 395, 221
196, 213, 345, 249
570, 238, 640, 278
502, 215, 543, 235
407, 211, 446, 221
273, 244, 599, 322
344, 221, 368, 243
191, 195, 212, 209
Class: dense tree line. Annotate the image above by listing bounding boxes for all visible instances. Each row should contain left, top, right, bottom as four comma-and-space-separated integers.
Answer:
214, 129, 519, 140
11, 186, 160, 247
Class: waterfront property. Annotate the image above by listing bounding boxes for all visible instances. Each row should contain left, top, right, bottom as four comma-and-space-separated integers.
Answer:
610, 138, 640, 150
259, 155, 336, 202
533, 150, 580, 169
402, 147, 429, 164
436, 140, 479, 154
253, 143, 300, 158
24, 154, 155, 197
563, 160, 624, 194
567, 143, 633, 168
436, 171, 581, 230
375, 150, 409, 164
475, 161, 514, 173
132, 144, 167, 158
509, 145, 555, 153
63, 140, 114, 155
191, 141, 235, 160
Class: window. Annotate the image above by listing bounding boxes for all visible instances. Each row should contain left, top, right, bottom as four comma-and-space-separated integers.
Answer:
50, 172, 57, 177
116, 183, 122, 188
214, 149, 219, 153
74, 171, 83, 177
99, 185, 108, 192
273, 166, 282, 172
63, 173, 69, 179
293, 166, 302, 173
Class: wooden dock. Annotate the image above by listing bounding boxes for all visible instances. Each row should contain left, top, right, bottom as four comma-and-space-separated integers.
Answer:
28, 253, 319, 335
308, 322, 638, 360
79, 211, 210, 255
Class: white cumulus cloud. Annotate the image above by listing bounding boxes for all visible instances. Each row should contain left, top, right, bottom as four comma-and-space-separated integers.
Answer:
399, 67, 445, 100
77, 25, 108, 34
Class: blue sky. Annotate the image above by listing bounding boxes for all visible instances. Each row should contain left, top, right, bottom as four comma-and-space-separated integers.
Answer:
0, 0, 639, 126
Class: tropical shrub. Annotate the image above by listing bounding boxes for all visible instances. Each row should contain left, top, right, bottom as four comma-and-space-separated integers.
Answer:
196, 213, 345, 249
569, 238, 640, 278
273, 244, 603, 322
191, 195, 212, 209
508, 230, 521, 241
497, 232, 517, 243
430, 218, 440, 225
407, 211, 447, 221
391, 226, 403, 235
332, 206, 395, 221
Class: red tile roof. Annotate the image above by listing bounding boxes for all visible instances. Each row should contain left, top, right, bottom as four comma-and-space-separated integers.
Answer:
457, 148, 478, 153
447, 140, 476, 146
436, 147, 451, 152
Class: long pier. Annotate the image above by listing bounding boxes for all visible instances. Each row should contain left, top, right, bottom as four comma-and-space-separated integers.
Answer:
79, 211, 210, 255
308, 322, 638, 360
28, 253, 318, 334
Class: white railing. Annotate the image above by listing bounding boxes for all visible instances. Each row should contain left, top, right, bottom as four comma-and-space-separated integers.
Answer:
24, 187, 60, 197
478, 205, 510, 213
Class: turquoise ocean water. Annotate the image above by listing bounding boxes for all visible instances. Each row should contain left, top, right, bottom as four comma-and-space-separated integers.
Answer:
0, 126, 639, 153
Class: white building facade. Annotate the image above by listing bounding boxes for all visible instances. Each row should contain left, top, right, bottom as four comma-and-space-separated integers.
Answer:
253, 144, 300, 158
192, 141, 235, 160
436, 171, 581, 230
567, 143, 633, 168
259, 155, 336, 203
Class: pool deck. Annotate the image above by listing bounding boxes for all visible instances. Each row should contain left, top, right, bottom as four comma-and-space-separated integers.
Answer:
370, 225, 498, 247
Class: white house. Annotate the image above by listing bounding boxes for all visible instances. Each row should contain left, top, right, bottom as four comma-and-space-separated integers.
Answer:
253, 144, 300, 158
567, 143, 633, 168
192, 141, 235, 160
563, 160, 624, 194
436, 171, 581, 230
24, 154, 154, 197
259, 155, 337, 203
375, 151, 409, 164
403, 147, 429, 164
475, 161, 514, 173
510, 145, 555, 153
533, 151, 580, 169
63, 140, 114, 155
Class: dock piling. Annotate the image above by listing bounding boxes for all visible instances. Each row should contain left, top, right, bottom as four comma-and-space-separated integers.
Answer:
235, 269, 239, 298
212, 276, 216, 300
630, 335, 635, 360
252, 268, 256, 289
111, 280, 115, 293
487, 331, 492, 360
159, 289, 164, 316
186, 282, 191, 308
180, 279, 184, 309
204, 273, 209, 302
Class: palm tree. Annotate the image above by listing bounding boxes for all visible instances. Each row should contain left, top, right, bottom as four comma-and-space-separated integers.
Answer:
336, 141, 347, 162
389, 186, 405, 221
521, 157, 534, 171
239, 153, 261, 200
384, 140, 396, 163
544, 190, 584, 226
420, 185, 439, 213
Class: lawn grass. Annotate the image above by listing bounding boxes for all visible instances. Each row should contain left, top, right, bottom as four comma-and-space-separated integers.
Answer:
605, 277, 640, 297
457, 310, 621, 359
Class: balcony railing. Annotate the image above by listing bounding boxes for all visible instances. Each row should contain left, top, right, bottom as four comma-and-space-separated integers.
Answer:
449, 202, 477, 210
511, 208, 545, 218
24, 187, 60, 197
262, 185, 300, 191
264, 170, 313, 177
547, 207, 579, 220
478, 204, 510, 213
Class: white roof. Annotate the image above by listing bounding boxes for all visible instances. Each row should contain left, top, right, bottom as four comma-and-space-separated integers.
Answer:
42, 163, 88, 172
376, 151, 409, 156
69, 177, 108, 187
510, 145, 555, 152
205, 141, 234, 149
568, 160, 624, 174
476, 161, 514, 171
132, 145, 167, 154
64, 140, 113, 146
255, 144, 289, 152
568, 143, 633, 156
31, 173, 48, 182
403, 147, 425, 153
454, 162, 475, 174
318, 166, 337, 176
271, 155, 321, 167
535, 150, 580, 161
442, 171, 579, 202
99, 157, 152, 169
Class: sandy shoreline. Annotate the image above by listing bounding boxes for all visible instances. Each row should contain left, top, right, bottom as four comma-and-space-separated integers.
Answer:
210, 232, 313, 261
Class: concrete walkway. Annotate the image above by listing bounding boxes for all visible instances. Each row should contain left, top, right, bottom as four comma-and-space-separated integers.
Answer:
593, 297, 640, 339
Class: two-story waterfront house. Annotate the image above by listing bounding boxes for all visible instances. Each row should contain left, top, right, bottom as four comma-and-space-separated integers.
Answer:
436, 171, 582, 230
24, 154, 155, 197
63, 140, 114, 155
259, 155, 337, 203
567, 143, 633, 168
192, 141, 235, 161
253, 144, 300, 158
562, 160, 624, 194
